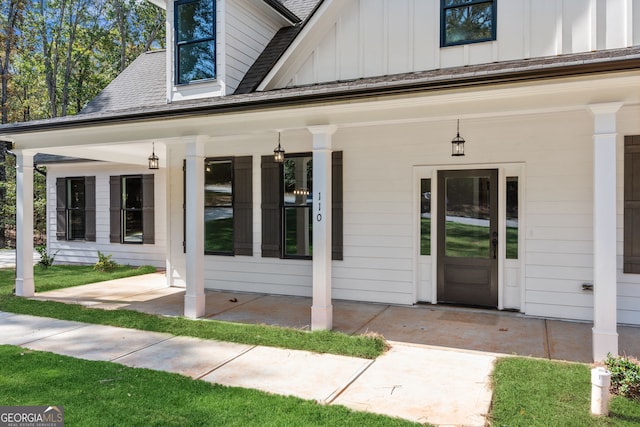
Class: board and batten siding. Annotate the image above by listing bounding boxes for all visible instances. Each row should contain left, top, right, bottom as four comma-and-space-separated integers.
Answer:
275, 0, 640, 88
46, 163, 167, 268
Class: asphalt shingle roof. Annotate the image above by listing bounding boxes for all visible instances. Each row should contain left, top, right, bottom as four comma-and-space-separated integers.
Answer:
80, 50, 167, 115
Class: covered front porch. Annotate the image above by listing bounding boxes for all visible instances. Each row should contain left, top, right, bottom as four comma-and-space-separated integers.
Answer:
31, 272, 640, 364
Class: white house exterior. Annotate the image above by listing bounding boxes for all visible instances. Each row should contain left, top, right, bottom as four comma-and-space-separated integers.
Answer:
3, 0, 640, 361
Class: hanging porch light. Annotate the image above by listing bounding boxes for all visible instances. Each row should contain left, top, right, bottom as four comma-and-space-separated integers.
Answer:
451, 119, 465, 157
148, 142, 159, 169
274, 132, 285, 163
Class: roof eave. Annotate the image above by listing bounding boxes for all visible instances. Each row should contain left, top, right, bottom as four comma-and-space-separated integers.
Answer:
2, 56, 639, 135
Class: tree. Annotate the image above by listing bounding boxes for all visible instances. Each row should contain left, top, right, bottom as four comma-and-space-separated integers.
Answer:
0, 0, 165, 247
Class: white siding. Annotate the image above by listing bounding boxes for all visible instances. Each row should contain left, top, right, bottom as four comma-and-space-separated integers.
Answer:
275, 0, 640, 88
225, 0, 281, 93
46, 163, 167, 269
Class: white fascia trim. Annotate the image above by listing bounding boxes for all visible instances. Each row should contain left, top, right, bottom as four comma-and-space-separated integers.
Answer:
256, 0, 336, 91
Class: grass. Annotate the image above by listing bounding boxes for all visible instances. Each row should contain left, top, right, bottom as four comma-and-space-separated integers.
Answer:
0, 345, 416, 427
0, 266, 386, 359
491, 357, 640, 426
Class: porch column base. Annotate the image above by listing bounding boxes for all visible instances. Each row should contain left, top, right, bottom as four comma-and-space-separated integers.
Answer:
184, 293, 206, 319
311, 304, 333, 331
593, 328, 618, 362
14, 278, 34, 297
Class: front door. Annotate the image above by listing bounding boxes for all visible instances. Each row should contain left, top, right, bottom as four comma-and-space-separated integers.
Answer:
437, 169, 498, 307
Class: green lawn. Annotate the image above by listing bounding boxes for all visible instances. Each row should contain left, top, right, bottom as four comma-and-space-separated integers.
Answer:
491, 357, 640, 426
0, 345, 416, 427
0, 266, 386, 359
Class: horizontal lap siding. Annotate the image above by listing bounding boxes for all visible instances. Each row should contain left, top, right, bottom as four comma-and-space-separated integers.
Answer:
517, 112, 596, 321
46, 164, 166, 268
225, 2, 279, 93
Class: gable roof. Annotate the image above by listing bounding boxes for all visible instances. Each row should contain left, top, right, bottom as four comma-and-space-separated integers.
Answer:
235, 0, 322, 94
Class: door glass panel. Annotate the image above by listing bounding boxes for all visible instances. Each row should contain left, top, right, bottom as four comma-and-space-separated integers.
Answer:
445, 176, 491, 258
506, 177, 518, 259
420, 179, 431, 256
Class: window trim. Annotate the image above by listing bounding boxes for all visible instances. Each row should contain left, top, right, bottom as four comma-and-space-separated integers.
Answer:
440, 0, 497, 47
56, 176, 95, 242
204, 157, 235, 256
66, 177, 86, 241
183, 156, 253, 256
174, 0, 217, 85
110, 174, 155, 245
120, 175, 144, 245
261, 152, 343, 261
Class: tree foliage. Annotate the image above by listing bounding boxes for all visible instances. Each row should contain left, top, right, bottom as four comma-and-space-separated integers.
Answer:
0, 0, 166, 247
1, 0, 165, 122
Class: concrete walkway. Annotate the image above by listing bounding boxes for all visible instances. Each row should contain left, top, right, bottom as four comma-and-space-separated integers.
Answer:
0, 249, 39, 268
0, 311, 495, 426
6, 270, 640, 425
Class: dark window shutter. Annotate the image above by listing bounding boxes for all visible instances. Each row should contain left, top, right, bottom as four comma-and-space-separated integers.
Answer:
142, 174, 155, 244
85, 176, 96, 241
261, 155, 281, 257
234, 156, 253, 256
624, 135, 640, 273
332, 151, 343, 260
109, 176, 121, 243
56, 178, 67, 240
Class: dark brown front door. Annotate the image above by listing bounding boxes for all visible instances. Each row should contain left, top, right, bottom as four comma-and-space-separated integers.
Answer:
437, 169, 498, 307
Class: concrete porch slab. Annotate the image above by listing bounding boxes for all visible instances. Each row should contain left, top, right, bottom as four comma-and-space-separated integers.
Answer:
620, 325, 640, 358
546, 320, 593, 362
208, 295, 313, 329
0, 313, 86, 345
23, 324, 172, 361
355, 305, 549, 358
201, 346, 373, 403
114, 336, 254, 379
334, 343, 496, 426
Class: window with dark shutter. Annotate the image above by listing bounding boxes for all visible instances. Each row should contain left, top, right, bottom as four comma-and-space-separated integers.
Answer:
56, 178, 67, 240
624, 135, 640, 273
110, 174, 154, 244
332, 151, 343, 261
56, 176, 95, 241
234, 156, 253, 256
261, 155, 282, 257
261, 152, 343, 260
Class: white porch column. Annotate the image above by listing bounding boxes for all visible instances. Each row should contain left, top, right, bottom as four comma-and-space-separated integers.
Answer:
184, 138, 206, 318
309, 125, 337, 330
589, 103, 622, 361
15, 150, 34, 297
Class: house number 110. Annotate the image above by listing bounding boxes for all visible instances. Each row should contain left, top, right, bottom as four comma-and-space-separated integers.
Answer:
316, 192, 322, 222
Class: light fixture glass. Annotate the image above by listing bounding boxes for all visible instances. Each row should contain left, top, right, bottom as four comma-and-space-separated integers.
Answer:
451, 119, 465, 157
274, 132, 285, 163
148, 142, 159, 169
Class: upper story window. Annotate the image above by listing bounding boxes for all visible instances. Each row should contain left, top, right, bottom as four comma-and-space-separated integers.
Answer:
441, 0, 496, 47
175, 0, 216, 85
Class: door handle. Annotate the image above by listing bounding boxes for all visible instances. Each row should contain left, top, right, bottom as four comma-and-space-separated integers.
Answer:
491, 232, 498, 259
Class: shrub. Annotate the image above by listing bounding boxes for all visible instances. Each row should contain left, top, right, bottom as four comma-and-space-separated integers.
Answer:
94, 251, 118, 273
604, 353, 640, 400
35, 244, 57, 269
